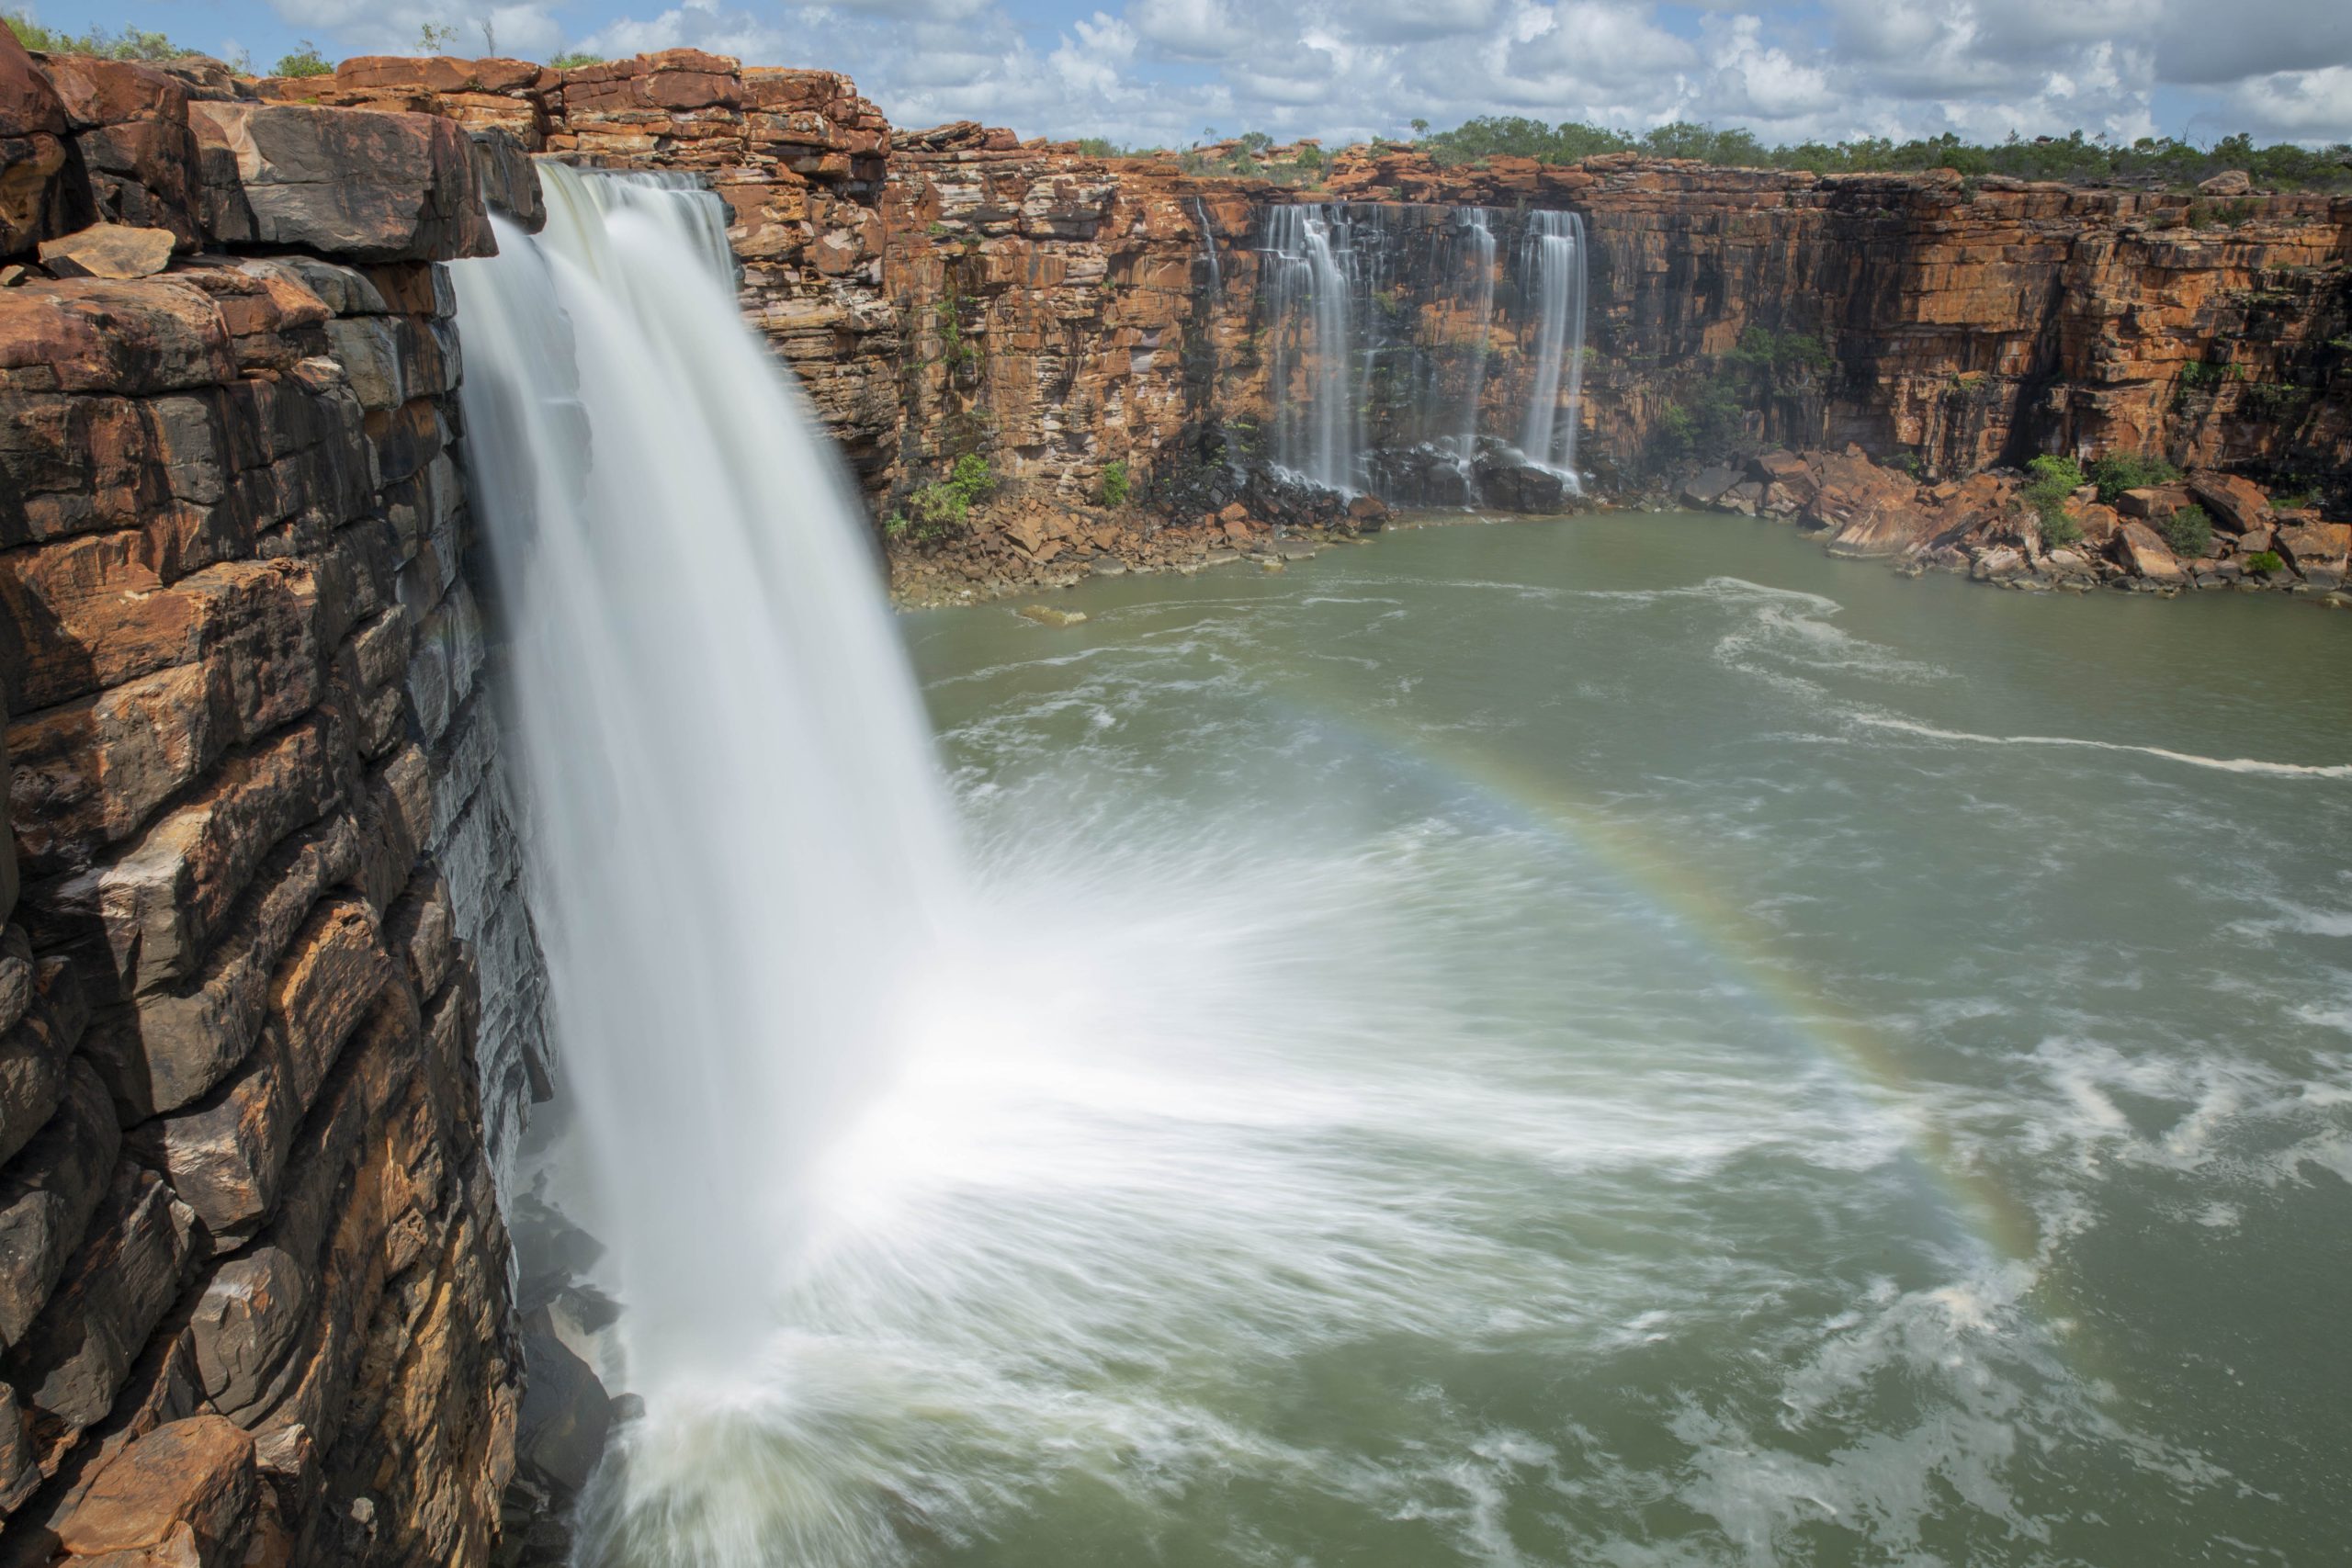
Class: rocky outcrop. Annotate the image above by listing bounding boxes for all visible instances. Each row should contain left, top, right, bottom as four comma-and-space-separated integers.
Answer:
2, 40, 546, 1566
265, 51, 905, 494
1672, 446, 2348, 598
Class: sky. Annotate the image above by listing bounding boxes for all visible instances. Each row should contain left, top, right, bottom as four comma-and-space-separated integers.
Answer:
18, 0, 2352, 151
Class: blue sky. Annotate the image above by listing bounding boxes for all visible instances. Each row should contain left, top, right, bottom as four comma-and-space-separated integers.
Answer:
17, 0, 2350, 149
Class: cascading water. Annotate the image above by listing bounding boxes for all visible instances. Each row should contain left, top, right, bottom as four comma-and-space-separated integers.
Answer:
1453, 208, 1497, 488
1516, 209, 1588, 488
1261, 204, 1361, 492
449, 165, 963, 1400
1253, 202, 1586, 505
1190, 195, 1221, 298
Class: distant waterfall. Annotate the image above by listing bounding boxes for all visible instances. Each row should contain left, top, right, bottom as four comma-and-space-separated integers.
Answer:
1455, 208, 1497, 485
1517, 209, 1588, 488
1261, 205, 1361, 492
450, 165, 963, 1399
1252, 202, 1588, 505
1192, 196, 1222, 297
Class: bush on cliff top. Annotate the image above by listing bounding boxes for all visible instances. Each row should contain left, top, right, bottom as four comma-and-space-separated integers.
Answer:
274, 40, 333, 77
5, 14, 194, 59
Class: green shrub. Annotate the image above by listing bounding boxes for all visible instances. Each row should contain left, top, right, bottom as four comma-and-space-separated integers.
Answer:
2021, 455, 2086, 541
6, 15, 191, 58
901, 454, 995, 541
2161, 503, 2212, 558
2086, 452, 2179, 502
2245, 549, 2284, 573
550, 52, 605, 69
273, 40, 332, 77
1725, 327, 1831, 381
1099, 459, 1130, 507
1886, 451, 1924, 479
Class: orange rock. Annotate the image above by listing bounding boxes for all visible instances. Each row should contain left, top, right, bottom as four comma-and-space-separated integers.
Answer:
53, 1415, 256, 1561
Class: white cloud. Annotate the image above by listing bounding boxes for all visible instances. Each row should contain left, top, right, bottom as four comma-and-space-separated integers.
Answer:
268, 0, 2352, 151
1128, 0, 1254, 62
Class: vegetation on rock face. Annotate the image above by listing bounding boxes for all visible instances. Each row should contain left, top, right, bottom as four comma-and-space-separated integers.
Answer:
273, 39, 333, 77
892, 454, 997, 543
551, 51, 605, 69
5, 14, 193, 58
2161, 503, 2213, 558
1414, 117, 2352, 190
2245, 549, 2285, 573
2086, 452, 2180, 502
1100, 459, 1131, 507
2022, 455, 2086, 545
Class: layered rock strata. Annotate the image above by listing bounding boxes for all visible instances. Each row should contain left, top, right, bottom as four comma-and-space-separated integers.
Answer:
2, 35, 547, 1564
252, 51, 2349, 572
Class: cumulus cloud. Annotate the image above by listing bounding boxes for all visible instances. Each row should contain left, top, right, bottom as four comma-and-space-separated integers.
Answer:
265, 0, 2352, 150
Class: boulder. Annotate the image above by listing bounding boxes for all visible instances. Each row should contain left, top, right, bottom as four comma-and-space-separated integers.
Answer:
52, 1414, 257, 1564
516, 1306, 615, 1495
36, 222, 176, 279
38, 55, 206, 245
1679, 464, 1740, 508
2197, 170, 2252, 197
2187, 471, 2270, 534
2116, 485, 2189, 521
2276, 521, 2349, 587
0, 27, 70, 255
188, 101, 494, 262
2112, 520, 2187, 582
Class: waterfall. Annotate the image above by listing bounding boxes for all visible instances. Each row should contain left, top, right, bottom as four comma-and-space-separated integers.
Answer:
448, 165, 962, 1395
1455, 208, 1496, 485
1261, 205, 1360, 492
1191, 195, 1221, 297
1516, 209, 1588, 488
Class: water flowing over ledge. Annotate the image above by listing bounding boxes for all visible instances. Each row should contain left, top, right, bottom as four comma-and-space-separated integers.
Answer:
452, 164, 963, 1409
1251, 202, 1590, 505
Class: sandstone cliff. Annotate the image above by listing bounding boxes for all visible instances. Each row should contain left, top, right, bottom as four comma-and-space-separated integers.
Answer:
281, 51, 2350, 536
1, 34, 546, 1564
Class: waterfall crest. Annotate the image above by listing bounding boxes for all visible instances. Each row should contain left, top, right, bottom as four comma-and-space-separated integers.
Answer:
450, 165, 962, 1394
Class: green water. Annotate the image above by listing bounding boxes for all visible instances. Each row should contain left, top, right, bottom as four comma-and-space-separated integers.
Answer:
874, 514, 2352, 1567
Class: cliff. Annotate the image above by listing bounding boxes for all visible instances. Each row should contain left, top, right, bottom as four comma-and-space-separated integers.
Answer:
274, 51, 2351, 529
3, 36, 2348, 1567
1, 34, 546, 1564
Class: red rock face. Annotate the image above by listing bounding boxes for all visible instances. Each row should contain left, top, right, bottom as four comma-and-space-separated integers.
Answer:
3, 51, 538, 1568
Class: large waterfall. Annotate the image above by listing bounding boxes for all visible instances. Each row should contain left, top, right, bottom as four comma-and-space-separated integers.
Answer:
450, 166, 963, 1398
1252, 202, 1589, 503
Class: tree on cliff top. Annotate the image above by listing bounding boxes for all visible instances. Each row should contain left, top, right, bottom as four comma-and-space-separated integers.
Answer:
1415, 116, 2352, 191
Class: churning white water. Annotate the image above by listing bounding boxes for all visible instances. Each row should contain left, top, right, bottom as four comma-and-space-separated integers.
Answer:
450, 165, 962, 1393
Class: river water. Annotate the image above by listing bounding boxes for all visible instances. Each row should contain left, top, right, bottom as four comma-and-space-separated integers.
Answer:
838, 515, 2347, 1568
575, 513, 2348, 1565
